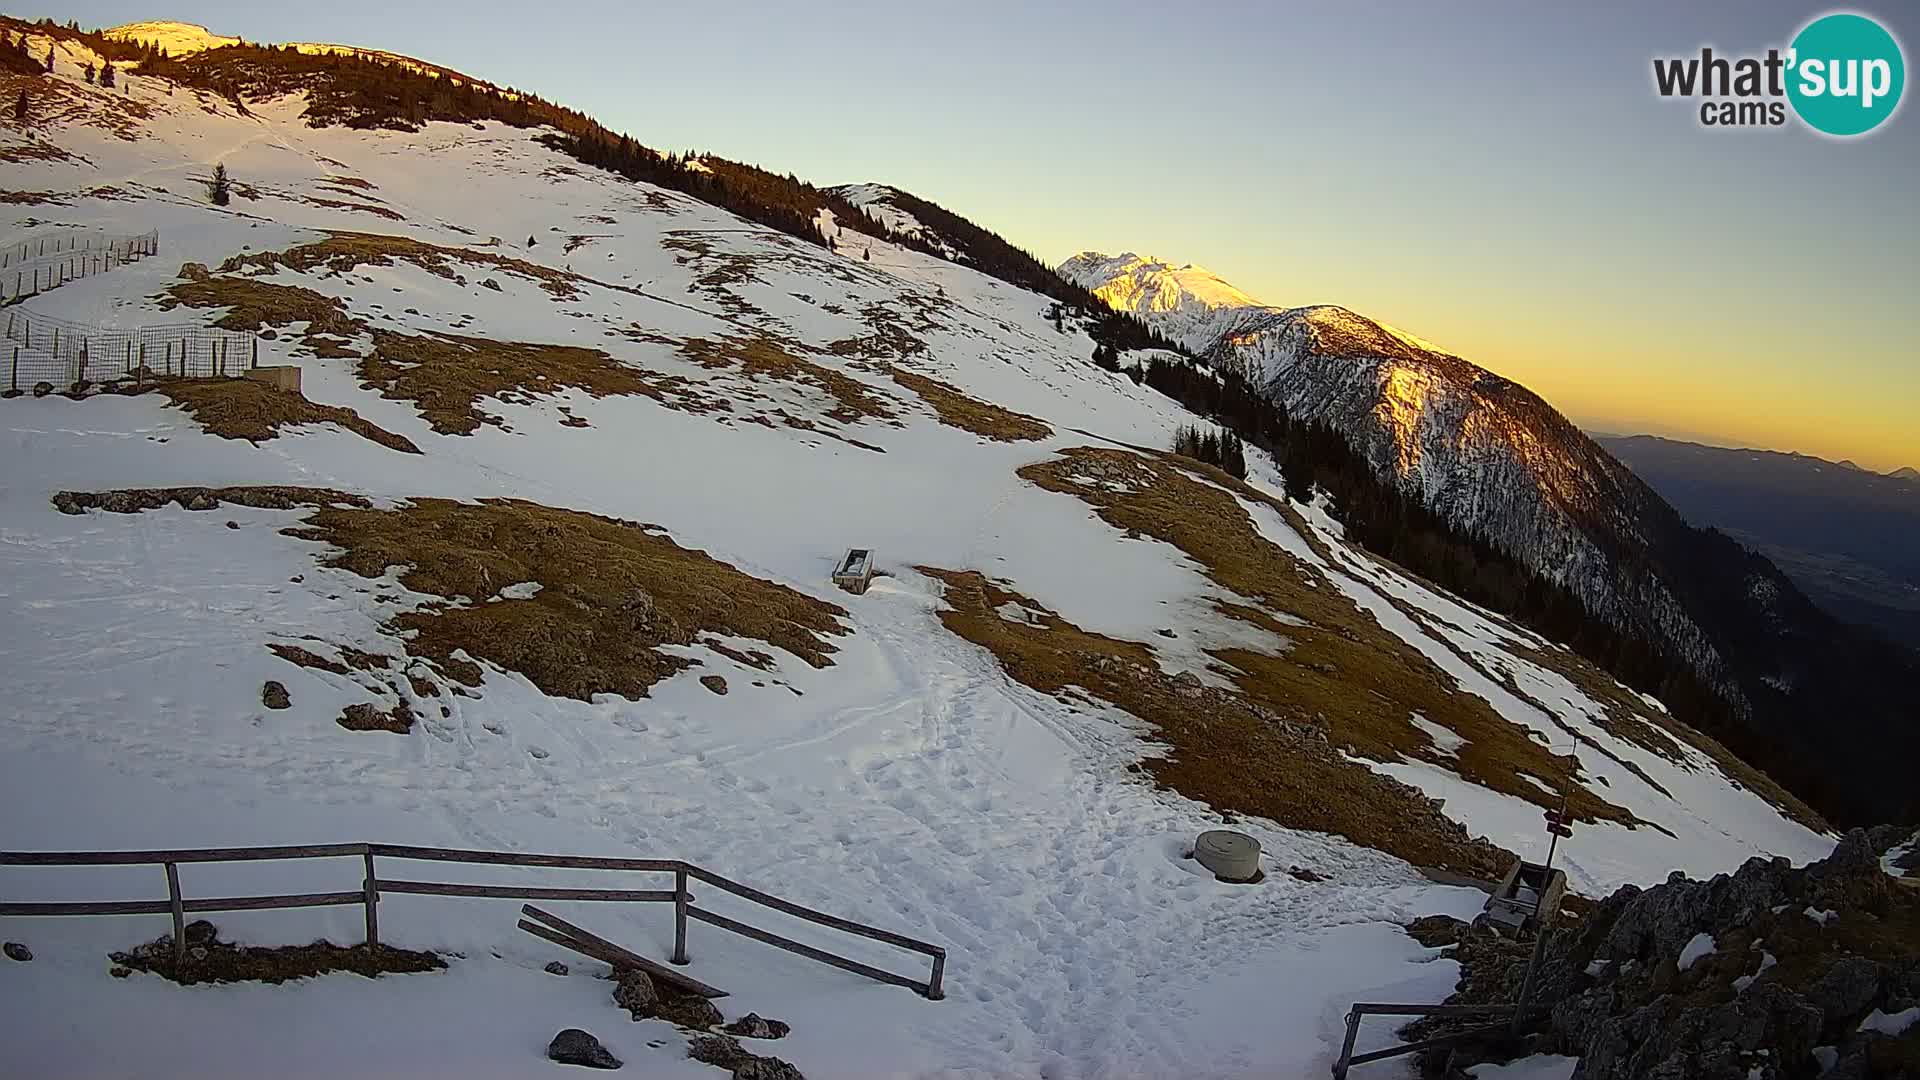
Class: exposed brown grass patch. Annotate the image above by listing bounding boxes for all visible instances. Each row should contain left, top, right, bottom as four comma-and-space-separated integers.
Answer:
1021, 448, 1643, 830
160, 265, 363, 342
676, 334, 895, 426
0, 139, 76, 164
304, 197, 405, 221
1212, 458, 1826, 835
219, 231, 581, 298
266, 642, 351, 676
360, 329, 719, 435
921, 567, 1511, 878
156, 377, 420, 454
338, 700, 413, 733
285, 498, 849, 701
110, 922, 442, 986
884, 367, 1050, 442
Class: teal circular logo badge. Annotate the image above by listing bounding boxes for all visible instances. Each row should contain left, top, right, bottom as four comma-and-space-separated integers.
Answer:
1787, 13, 1905, 136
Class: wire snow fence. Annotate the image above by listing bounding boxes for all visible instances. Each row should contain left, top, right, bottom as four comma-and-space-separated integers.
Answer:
1, 306, 258, 394
0, 230, 160, 302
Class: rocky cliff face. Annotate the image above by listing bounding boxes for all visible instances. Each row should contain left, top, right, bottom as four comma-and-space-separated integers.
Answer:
1415, 827, 1920, 1079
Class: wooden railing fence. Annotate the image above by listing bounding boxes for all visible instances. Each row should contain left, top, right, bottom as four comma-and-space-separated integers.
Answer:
0, 841, 945, 999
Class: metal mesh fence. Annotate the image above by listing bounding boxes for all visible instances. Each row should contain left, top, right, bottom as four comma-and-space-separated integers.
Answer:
1, 306, 258, 394
0, 231, 162, 302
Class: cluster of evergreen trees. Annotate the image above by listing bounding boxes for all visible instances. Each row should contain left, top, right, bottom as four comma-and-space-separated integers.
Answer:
1170, 424, 1248, 479
559, 130, 889, 252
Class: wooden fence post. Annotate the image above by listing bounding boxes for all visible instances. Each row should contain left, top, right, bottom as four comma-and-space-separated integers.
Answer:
673, 867, 690, 965
251, 337, 258, 369
928, 952, 945, 1000
164, 862, 185, 969
10, 346, 17, 393
362, 850, 379, 951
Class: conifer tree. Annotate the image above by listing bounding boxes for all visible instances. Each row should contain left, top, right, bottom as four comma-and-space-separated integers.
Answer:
84, 61, 95, 84
44, 45, 54, 72
206, 162, 231, 206
100, 61, 115, 88
13, 89, 27, 126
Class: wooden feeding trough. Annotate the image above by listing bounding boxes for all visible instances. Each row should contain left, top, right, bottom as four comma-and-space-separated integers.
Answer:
832, 548, 875, 595
1480, 859, 1567, 936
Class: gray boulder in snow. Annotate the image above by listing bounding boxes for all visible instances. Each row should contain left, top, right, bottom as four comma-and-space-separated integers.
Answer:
546, 1029, 620, 1070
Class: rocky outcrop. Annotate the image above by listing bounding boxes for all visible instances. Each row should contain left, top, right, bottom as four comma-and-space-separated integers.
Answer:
688, 1035, 804, 1080
546, 1029, 621, 1070
1417, 829, 1920, 1079
610, 969, 723, 1030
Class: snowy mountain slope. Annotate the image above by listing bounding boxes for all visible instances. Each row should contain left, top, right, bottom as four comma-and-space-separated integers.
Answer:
0, 27, 1833, 1079
1060, 251, 1920, 828
104, 18, 499, 83
830, 183, 961, 261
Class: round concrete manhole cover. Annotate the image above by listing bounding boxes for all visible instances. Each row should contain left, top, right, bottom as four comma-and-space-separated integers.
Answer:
1194, 829, 1262, 883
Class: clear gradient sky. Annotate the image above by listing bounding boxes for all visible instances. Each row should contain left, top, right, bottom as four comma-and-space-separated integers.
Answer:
37, 1, 1920, 471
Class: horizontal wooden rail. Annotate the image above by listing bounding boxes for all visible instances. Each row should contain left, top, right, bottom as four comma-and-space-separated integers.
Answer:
368, 843, 681, 872
1, 890, 365, 917
1, 841, 947, 999
686, 905, 931, 995
376, 878, 678, 904
0, 843, 369, 866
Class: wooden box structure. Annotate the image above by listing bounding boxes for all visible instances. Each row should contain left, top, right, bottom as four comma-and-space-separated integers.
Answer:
1481, 859, 1567, 935
832, 548, 875, 595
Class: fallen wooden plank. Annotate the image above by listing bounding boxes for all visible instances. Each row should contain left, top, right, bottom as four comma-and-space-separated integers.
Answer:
519, 905, 727, 999
685, 904, 929, 995
686, 865, 944, 958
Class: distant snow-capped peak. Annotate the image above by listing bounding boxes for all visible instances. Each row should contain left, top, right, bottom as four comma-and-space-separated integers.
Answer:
1059, 251, 1263, 315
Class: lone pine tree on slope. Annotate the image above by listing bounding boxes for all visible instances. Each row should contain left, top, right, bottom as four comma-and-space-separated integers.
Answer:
206, 163, 231, 206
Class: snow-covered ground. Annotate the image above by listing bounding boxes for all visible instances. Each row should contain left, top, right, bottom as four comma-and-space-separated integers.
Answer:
0, 32, 1832, 1079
